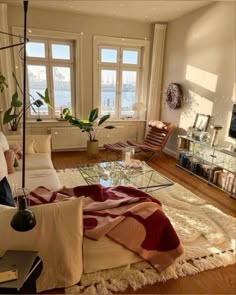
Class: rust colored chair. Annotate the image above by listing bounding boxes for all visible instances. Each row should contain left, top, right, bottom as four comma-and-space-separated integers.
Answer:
104, 121, 175, 162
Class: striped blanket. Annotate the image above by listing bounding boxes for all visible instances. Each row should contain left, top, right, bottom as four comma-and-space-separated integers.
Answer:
29, 184, 184, 271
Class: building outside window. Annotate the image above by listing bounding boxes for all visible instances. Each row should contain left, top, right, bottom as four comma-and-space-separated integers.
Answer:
26, 39, 74, 118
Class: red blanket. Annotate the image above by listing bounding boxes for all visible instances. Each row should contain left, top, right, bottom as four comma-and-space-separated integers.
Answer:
29, 184, 184, 271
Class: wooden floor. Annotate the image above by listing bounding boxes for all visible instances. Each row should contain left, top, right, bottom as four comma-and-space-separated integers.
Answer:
47, 150, 236, 295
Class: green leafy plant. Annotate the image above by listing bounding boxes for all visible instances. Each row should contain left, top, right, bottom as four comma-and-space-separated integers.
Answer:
63, 107, 115, 141
0, 72, 8, 93
3, 73, 51, 131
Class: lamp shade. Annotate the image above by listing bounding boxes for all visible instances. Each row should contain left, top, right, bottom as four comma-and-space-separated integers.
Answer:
132, 102, 146, 112
11, 197, 36, 232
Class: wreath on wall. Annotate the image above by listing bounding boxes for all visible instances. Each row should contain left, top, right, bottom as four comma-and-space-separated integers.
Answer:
166, 83, 183, 109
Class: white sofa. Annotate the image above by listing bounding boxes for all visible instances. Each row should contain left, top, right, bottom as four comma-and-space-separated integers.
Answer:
0, 132, 142, 291
5, 134, 61, 191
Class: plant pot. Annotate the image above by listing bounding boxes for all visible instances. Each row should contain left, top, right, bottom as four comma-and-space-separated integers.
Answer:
87, 140, 99, 156
8, 128, 22, 135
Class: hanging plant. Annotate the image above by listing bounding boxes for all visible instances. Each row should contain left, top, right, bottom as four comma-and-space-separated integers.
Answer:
0, 72, 8, 93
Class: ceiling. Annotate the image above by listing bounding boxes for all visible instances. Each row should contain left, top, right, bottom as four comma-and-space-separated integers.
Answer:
5, 0, 213, 23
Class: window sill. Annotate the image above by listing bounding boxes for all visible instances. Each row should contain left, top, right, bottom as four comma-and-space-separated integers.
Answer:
26, 119, 64, 123
27, 119, 147, 123
110, 119, 146, 122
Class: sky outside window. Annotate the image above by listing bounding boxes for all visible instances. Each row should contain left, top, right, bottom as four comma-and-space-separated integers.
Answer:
27, 42, 45, 58
122, 50, 138, 64
101, 49, 117, 63
52, 44, 70, 60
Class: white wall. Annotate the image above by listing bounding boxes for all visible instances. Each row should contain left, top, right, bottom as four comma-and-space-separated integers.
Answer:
161, 1, 236, 154
7, 5, 152, 118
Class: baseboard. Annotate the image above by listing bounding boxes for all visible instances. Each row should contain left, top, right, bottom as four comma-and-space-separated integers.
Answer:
164, 147, 177, 158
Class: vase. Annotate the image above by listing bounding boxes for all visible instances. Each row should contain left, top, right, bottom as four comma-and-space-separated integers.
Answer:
87, 140, 99, 156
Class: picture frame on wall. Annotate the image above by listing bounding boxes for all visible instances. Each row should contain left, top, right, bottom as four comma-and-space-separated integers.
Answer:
193, 113, 210, 131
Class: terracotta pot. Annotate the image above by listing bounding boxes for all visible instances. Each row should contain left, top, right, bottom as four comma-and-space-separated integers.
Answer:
87, 140, 99, 155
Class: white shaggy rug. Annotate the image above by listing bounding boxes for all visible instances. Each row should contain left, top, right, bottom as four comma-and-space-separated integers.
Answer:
57, 168, 236, 295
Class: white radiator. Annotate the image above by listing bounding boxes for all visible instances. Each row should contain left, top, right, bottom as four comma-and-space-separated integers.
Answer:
51, 124, 138, 151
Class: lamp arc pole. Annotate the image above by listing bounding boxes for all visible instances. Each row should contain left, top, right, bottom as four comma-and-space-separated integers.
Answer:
22, 0, 28, 189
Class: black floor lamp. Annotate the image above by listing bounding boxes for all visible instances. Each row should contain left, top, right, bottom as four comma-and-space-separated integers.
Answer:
0, 0, 36, 231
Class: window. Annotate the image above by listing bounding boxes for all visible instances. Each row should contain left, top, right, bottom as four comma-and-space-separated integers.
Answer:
26, 39, 74, 118
94, 36, 149, 119
12, 27, 82, 120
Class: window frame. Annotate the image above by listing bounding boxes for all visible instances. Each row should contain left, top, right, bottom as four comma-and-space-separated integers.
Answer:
12, 27, 83, 120
93, 35, 150, 120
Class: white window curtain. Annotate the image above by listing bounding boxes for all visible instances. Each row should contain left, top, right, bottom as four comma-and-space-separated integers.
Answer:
146, 24, 167, 132
0, 3, 14, 131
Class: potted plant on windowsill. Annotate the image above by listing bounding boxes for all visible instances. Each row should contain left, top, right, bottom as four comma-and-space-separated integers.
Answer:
63, 107, 115, 155
2, 73, 51, 132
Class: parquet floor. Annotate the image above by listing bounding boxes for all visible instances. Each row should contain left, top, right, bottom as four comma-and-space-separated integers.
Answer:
46, 150, 236, 294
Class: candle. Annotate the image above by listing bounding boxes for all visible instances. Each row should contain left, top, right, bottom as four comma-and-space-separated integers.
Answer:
125, 151, 131, 163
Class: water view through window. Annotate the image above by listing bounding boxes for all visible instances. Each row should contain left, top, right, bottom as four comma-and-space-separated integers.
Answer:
27, 65, 71, 115
101, 70, 137, 117
100, 47, 139, 117
27, 65, 48, 115
27, 38, 74, 118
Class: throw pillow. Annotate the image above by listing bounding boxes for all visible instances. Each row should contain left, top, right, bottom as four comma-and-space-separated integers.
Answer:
0, 197, 83, 292
0, 132, 10, 152
0, 176, 15, 207
9, 139, 34, 156
148, 120, 167, 129
4, 150, 15, 174
31, 135, 51, 153
0, 146, 8, 179
25, 138, 35, 154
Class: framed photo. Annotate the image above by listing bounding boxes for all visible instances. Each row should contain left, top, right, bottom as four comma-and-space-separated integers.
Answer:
193, 113, 210, 131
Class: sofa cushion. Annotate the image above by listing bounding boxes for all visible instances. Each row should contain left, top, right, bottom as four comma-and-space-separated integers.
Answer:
0, 176, 15, 207
0, 197, 83, 292
7, 169, 62, 191
83, 236, 142, 274
0, 146, 8, 179
0, 132, 9, 152
16, 154, 54, 171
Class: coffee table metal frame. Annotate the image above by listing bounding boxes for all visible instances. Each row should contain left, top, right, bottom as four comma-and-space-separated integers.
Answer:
77, 161, 173, 192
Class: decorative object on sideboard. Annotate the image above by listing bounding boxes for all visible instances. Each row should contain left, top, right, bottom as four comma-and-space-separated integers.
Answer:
199, 131, 211, 143
63, 107, 115, 155
186, 126, 196, 138
193, 113, 210, 132
210, 125, 223, 147
166, 83, 183, 109
186, 126, 210, 142
0, 0, 36, 231
228, 104, 236, 139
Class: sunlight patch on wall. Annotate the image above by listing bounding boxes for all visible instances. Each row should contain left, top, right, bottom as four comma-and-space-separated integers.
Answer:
231, 82, 236, 102
186, 65, 218, 92
179, 91, 213, 129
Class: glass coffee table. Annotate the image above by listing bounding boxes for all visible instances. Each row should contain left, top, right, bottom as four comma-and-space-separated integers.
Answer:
77, 161, 173, 192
